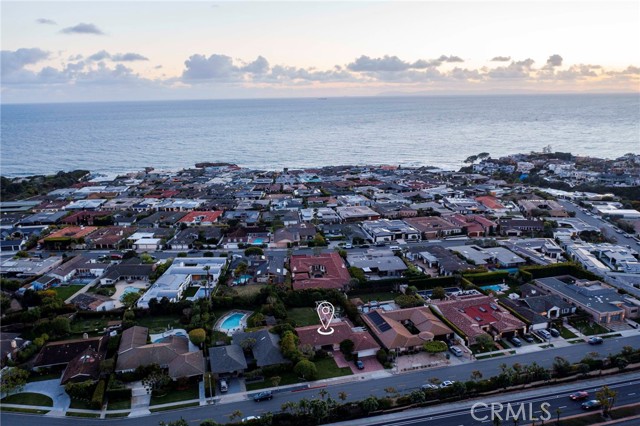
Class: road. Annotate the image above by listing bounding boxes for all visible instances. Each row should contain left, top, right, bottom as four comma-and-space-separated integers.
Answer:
3, 334, 639, 426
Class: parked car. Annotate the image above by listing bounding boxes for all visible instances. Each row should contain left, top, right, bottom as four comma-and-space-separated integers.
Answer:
253, 391, 273, 402
588, 336, 604, 345
219, 379, 228, 393
343, 243, 353, 249
581, 399, 602, 410
548, 328, 561, 337
360, 244, 370, 248
242, 416, 260, 423
522, 334, 535, 343
439, 380, 456, 388
421, 384, 439, 390
569, 391, 589, 401
390, 245, 401, 251
510, 337, 522, 347
537, 329, 552, 340
355, 360, 365, 370
449, 346, 463, 357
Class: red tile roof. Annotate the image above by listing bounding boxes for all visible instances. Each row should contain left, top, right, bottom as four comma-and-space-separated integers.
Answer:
296, 321, 380, 352
290, 252, 351, 291
178, 210, 223, 224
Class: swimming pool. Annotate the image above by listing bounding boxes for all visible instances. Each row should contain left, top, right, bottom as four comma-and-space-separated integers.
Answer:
480, 284, 509, 293
233, 274, 252, 285
252, 238, 264, 245
217, 311, 250, 334
151, 329, 187, 343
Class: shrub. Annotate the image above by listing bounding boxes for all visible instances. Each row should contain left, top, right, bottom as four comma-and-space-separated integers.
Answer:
91, 379, 106, 409
376, 349, 388, 364
188, 328, 206, 346
294, 360, 317, 380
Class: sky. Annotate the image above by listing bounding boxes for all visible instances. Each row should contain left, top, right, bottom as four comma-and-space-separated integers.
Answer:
1, 1, 639, 103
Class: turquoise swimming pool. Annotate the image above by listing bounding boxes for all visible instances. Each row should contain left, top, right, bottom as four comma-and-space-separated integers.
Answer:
219, 313, 244, 332
480, 284, 509, 292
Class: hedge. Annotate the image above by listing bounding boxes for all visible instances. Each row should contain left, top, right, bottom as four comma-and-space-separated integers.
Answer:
518, 262, 602, 282
463, 271, 511, 285
91, 379, 106, 409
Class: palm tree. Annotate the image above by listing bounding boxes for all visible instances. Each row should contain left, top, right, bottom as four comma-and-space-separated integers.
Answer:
338, 391, 348, 402
555, 407, 561, 426
318, 389, 328, 400
203, 265, 211, 298
471, 370, 483, 381
229, 410, 242, 422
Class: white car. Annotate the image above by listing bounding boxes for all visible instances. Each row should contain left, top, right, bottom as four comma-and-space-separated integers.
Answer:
440, 380, 456, 388
242, 416, 260, 422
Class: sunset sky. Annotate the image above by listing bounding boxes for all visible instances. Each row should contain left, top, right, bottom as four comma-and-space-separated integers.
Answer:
2, 1, 639, 103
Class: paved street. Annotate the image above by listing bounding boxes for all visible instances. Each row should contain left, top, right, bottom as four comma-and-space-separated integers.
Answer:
3, 334, 639, 426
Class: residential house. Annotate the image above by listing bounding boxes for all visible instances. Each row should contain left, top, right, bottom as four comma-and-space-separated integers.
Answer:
0, 256, 63, 278
33, 335, 106, 370
60, 347, 104, 384
296, 320, 380, 358
432, 295, 526, 345
208, 345, 247, 377
347, 251, 408, 279
70, 293, 116, 311
448, 245, 526, 268
360, 219, 421, 243
518, 199, 568, 218
137, 211, 187, 228
404, 216, 462, 240
115, 326, 205, 380
361, 306, 453, 353
178, 210, 224, 226
290, 252, 351, 291
231, 330, 288, 367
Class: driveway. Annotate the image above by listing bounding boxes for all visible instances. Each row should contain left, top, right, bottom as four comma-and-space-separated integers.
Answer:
334, 351, 383, 374
22, 378, 70, 412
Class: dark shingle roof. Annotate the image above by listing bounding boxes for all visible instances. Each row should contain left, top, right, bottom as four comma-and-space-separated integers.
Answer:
208, 344, 247, 374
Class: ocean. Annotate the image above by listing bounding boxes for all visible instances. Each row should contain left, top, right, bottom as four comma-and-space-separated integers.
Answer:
1, 94, 638, 177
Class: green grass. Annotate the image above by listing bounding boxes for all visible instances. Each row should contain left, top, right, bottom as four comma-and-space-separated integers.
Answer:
107, 398, 131, 410
183, 286, 199, 298
315, 357, 353, 380
69, 399, 94, 410
350, 292, 397, 303
27, 371, 61, 382
234, 284, 266, 297
105, 412, 130, 418
470, 343, 498, 354
560, 326, 578, 339
70, 318, 109, 334
66, 412, 100, 418
0, 407, 49, 414
135, 315, 182, 333
1, 392, 53, 407
287, 307, 319, 326
149, 386, 199, 406
52, 285, 85, 301
149, 402, 198, 412
476, 352, 506, 360
569, 320, 610, 336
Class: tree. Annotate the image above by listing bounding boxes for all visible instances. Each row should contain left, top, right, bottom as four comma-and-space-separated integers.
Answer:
270, 376, 281, 387
471, 370, 483, 381
615, 356, 629, 371
244, 247, 264, 257
229, 410, 242, 422
313, 232, 326, 246
360, 396, 379, 413
348, 266, 366, 284
188, 328, 206, 346
464, 155, 479, 164
338, 391, 348, 402
596, 385, 617, 417
339, 339, 355, 356
121, 291, 141, 308
294, 359, 318, 380
552, 356, 571, 377
234, 262, 248, 277
409, 390, 426, 403
0, 367, 29, 395
475, 334, 494, 352
141, 365, 171, 394
64, 379, 96, 400
240, 337, 257, 351
423, 340, 447, 354
431, 287, 446, 300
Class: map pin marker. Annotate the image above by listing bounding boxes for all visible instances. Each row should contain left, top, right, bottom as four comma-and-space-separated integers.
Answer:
317, 301, 335, 335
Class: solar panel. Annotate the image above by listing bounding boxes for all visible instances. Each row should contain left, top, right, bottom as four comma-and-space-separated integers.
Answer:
479, 307, 487, 312
368, 311, 392, 332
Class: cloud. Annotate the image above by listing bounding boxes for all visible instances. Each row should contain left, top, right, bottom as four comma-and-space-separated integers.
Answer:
87, 51, 148, 62
182, 54, 239, 80
112, 53, 148, 62
1, 48, 50, 75
487, 58, 535, 79
491, 56, 511, 62
546, 54, 563, 68
348, 55, 411, 72
437, 55, 464, 63
61, 23, 104, 35
36, 18, 57, 25
241, 56, 269, 74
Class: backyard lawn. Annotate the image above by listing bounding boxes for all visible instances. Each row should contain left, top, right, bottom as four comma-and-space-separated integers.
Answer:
287, 307, 319, 326
52, 285, 85, 301
107, 398, 131, 410
136, 315, 183, 333
149, 387, 199, 406
182, 287, 199, 298
70, 318, 109, 334
1, 392, 53, 407
349, 292, 397, 303
234, 284, 266, 297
